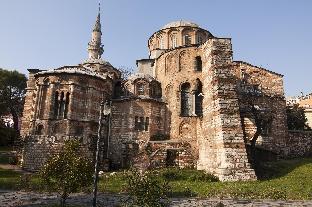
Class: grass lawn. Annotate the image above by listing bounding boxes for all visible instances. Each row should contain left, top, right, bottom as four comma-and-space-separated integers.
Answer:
99, 158, 312, 200
0, 168, 22, 189
0, 158, 311, 200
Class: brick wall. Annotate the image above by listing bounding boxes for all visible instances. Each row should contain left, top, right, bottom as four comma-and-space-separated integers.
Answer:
284, 131, 312, 158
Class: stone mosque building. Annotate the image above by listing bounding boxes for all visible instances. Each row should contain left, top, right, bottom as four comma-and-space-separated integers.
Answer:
20, 8, 288, 181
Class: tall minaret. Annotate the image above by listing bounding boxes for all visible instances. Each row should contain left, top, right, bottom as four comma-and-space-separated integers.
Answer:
87, 2, 104, 60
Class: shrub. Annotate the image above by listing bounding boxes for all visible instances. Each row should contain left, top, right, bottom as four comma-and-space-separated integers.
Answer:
39, 140, 93, 207
125, 169, 170, 207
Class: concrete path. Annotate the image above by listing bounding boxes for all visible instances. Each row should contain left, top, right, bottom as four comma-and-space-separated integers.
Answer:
0, 191, 312, 207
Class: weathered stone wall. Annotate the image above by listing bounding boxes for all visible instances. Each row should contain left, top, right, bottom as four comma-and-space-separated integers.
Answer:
284, 131, 312, 158
22, 135, 93, 171
196, 38, 256, 181
234, 62, 287, 155
21, 65, 116, 171
143, 141, 194, 169
109, 98, 167, 168
155, 46, 203, 157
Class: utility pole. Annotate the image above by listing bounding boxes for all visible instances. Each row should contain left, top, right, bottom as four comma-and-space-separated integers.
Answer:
93, 99, 111, 207
93, 100, 104, 207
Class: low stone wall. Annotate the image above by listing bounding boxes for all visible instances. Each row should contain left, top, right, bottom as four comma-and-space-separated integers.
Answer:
21, 135, 93, 171
148, 141, 194, 169
284, 131, 312, 158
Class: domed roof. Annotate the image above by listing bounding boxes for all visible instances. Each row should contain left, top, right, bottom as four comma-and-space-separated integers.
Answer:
162, 20, 199, 30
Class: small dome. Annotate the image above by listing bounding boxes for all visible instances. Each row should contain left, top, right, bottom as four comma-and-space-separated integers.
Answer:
162, 20, 199, 30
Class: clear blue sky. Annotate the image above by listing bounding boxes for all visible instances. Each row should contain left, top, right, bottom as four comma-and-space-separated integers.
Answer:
0, 0, 311, 96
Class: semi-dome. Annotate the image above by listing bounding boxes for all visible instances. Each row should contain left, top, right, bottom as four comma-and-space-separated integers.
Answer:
162, 20, 199, 30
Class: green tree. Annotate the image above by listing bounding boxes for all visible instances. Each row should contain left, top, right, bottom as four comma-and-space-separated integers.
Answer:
39, 140, 93, 207
0, 68, 27, 132
125, 169, 169, 207
286, 104, 310, 130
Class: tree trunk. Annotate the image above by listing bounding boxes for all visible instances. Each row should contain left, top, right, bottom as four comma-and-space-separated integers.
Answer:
60, 191, 68, 207
9, 106, 19, 133
250, 130, 260, 168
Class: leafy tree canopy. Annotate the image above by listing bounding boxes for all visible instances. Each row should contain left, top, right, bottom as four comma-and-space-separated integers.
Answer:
39, 140, 93, 207
286, 104, 310, 130
0, 68, 27, 131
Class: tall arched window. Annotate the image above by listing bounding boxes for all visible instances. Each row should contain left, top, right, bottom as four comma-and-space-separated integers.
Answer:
196, 34, 203, 44
181, 83, 191, 116
114, 81, 123, 98
195, 79, 203, 116
195, 56, 202, 71
150, 81, 162, 99
54, 91, 59, 119
171, 35, 177, 48
64, 92, 70, 119
158, 37, 164, 49
137, 83, 145, 95
184, 34, 192, 45
58, 92, 65, 118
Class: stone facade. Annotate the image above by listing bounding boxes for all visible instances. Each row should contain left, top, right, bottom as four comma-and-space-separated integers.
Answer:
21, 16, 289, 181
284, 131, 312, 158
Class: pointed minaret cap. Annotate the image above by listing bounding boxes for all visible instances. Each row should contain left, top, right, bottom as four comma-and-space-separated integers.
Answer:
93, 3, 101, 33
86, 2, 104, 60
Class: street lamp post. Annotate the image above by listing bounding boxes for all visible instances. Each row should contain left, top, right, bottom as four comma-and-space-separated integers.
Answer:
92, 100, 111, 207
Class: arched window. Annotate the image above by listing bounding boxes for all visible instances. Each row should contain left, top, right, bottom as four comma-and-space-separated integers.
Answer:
181, 83, 191, 116
196, 34, 203, 44
195, 79, 203, 116
35, 124, 44, 135
58, 92, 65, 118
195, 56, 202, 71
171, 35, 177, 48
137, 83, 145, 96
158, 37, 164, 49
54, 91, 59, 119
150, 81, 162, 99
184, 34, 192, 45
64, 92, 70, 119
114, 81, 123, 98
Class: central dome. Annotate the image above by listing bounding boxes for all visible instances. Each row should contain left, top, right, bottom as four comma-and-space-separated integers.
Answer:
162, 20, 199, 30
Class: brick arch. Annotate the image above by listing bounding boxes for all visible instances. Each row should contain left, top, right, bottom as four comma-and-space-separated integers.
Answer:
181, 27, 195, 45
133, 79, 149, 96
167, 28, 179, 48
156, 31, 165, 49
35, 123, 44, 135
179, 120, 192, 138
165, 52, 178, 74
165, 84, 173, 104
179, 50, 190, 71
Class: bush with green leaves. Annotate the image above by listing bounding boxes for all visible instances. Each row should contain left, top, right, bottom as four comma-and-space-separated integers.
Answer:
125, 169, 170, 207
39, 140, 93, 207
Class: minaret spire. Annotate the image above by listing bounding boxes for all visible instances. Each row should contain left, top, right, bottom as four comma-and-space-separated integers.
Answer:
87, 2, 104, 60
